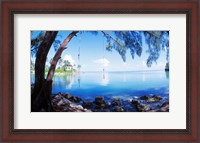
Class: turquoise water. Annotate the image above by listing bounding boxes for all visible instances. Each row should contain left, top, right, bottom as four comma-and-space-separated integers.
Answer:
31, 71, 169, 101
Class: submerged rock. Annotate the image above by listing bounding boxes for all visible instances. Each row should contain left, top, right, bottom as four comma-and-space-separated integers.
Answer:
61, 93, 82, 103
83, 101, 93, 109
94, 103, 106, 110
139, 96, 149, 101
136, 104, 151, 112
50, 92, 168, 112
93, 96, 105, 105
113, 106, 125, 112
152, 95, 162, 100
146, 95, 162, 103
139, 95, 162, 103
159, 102, 169, 112
112, 99, 121, 106
69, 96, 82, 103
131, 99, 140, 105
161, 101, 169, 107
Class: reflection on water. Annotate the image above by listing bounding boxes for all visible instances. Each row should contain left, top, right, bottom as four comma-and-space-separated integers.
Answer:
78, 76, 81, 88
52, 73, 75, 89
31, 70, 169, 100
101, 72, 109, 86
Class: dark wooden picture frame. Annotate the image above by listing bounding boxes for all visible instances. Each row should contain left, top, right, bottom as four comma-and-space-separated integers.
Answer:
0, 0, 199, 142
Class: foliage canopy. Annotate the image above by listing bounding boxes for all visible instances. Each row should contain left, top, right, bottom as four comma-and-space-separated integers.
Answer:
31, 31, 169, 67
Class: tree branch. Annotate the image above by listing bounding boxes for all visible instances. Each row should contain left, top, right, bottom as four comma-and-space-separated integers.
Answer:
147, 31, 161, 39
101, 31, 124, 48
46, 31, 79, 81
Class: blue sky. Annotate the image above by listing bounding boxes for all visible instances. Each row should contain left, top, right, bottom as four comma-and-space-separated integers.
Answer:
31, 31, 168, 72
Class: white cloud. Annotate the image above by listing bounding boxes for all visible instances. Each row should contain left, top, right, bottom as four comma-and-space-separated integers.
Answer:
63, 55, 75, 65
94, 58, 110, 67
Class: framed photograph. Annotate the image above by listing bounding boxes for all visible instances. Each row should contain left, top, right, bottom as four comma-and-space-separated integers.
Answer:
1, 0, 199, 142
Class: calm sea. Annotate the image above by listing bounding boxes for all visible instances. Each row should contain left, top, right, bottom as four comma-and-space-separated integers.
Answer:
31, 71, 169, 101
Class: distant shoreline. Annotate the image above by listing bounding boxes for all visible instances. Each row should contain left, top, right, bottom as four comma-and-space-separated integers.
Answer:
31, 69, 169, 75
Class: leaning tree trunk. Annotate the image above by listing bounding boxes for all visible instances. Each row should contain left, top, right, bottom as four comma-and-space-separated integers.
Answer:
31, 31, 58, 111
46, 31, 79, 81
32, 31, 79, 112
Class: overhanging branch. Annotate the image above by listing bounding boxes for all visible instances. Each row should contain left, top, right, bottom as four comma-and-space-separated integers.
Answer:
101, 31, 124, 48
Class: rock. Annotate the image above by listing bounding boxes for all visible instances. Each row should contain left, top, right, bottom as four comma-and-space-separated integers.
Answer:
70, 104, 84, 110
112, 99, 121, 106
146, 95, 162, 103
61, 104, 86, 112
159, 102, 169, 112
51, 94, 63, 109
148, 102, 169, 112
53, 95, 71, 106
139, 96, 149, 101
69, 96, 82, 103
93, 96, 107, 111
57, 100, 66, 106
113, 106, 125, 112
63, 93, 72, 99
106, 102, 111, 107
93, 96, 105, 105
136, 104, 151, 112
146, 98, 156, 103
131, 99, 139, 105
62, 98, 71, 105
152, 95, 162, 99
94, 106, 100, 110
63, 106, 70, 112
83, 101, 93, 109
51, 93, 85, 112
54, 94, 62, 100
124, 104, 137, 112
152, 95, 162, 100
161, 101, 169, 107
61, 93, 82, 103
94, 103, 106, 110
101, 104, 106, 108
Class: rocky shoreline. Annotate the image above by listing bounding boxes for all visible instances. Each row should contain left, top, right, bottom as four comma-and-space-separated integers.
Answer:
50, 92, 169, 112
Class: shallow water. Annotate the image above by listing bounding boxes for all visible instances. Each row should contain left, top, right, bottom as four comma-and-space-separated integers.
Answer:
31, 70, 169, 101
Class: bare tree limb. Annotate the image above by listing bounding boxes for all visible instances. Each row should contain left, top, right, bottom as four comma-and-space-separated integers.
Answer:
46, 31, 79, 81
101, 31, 124, 48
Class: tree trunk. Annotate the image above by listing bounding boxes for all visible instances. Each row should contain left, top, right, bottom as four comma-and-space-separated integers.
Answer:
32, 80, 53, 111
46, 31, 79, 81
32, 31, 78, 112
31, 31, 58, 111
